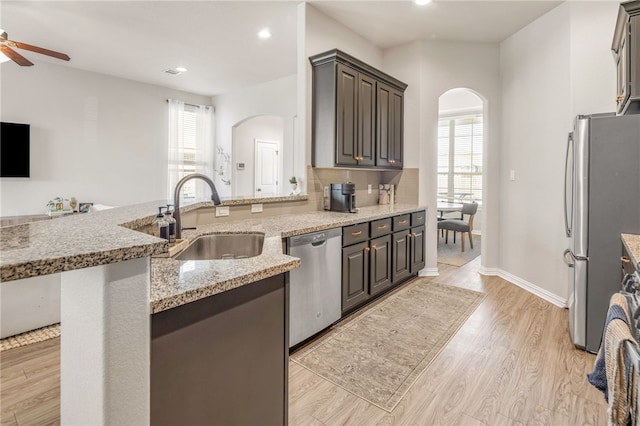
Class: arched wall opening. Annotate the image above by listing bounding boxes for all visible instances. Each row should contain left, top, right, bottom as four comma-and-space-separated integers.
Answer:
436, 88, 488, 264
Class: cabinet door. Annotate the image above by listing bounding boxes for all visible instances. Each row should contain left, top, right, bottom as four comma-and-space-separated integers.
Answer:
617, 25, 630, 114
357, 73, 376, 166
392, 230, 411, 284
336, 63, 358, 166
390, 88, 404, 168
370, 235, 392, 296
410, 225, 425, 274
342, 242, 370, 313
376, 83, 404, 168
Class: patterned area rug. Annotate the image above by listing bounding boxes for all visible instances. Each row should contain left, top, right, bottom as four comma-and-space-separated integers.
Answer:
291, 279, 485, 412
0, 323, 60, 352
437, 234, 481, 267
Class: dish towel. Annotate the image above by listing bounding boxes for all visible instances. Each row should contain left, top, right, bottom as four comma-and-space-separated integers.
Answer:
588, 292, 638, 426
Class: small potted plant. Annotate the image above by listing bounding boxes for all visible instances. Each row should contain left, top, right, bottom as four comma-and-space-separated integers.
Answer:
289, 176, 298, 193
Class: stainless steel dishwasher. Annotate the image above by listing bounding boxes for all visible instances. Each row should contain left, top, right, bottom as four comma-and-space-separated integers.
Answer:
287, 228, 342, 347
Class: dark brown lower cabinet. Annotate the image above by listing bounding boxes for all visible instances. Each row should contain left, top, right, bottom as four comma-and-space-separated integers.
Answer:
392, 230, 411, 283
370, 234, 392, 296
151, 274, 288, 426
342, 241, 370, 312
342, 212, 426, 315
410, 225, 425, 273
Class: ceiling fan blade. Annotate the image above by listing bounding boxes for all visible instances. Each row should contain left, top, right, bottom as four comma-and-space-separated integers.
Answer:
0, 45, 33, 66
12, 41, 70, 61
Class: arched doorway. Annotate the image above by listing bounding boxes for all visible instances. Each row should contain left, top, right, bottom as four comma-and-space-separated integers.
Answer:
436, 88, 485, 266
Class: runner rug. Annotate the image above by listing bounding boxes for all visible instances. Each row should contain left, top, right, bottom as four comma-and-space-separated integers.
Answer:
291, 279, 485, 412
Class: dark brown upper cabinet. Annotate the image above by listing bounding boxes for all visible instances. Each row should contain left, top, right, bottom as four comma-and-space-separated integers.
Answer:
612, 0, 640, 115
310, 49, 407, 169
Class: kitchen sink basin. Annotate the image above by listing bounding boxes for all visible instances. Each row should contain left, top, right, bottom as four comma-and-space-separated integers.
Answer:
174, 233, 265, 260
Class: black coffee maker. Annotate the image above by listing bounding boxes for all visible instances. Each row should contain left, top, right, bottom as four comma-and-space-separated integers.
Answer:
330, 183, 357, 213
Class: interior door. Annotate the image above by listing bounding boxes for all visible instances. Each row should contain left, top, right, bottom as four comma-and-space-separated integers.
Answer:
255, 139, 279, 196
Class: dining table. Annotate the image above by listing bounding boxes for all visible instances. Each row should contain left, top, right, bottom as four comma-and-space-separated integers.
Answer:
437, 201, 463, 219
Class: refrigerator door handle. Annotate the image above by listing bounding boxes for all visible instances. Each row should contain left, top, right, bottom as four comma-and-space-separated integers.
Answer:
564, 132, 574, 237
565, 248, 588, 264
563, 248, 574, 267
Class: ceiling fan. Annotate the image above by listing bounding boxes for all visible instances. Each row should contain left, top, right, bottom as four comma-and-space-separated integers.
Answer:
0, 29, 70, 66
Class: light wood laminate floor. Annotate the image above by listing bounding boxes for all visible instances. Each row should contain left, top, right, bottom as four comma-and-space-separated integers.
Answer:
1, 258, 607, 425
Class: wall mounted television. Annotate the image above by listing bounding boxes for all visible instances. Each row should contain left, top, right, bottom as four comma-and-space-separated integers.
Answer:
0, 122, 30, 178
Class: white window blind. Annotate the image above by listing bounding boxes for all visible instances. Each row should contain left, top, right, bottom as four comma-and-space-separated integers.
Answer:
437, 114, 483, 203
167, 100, 215, 203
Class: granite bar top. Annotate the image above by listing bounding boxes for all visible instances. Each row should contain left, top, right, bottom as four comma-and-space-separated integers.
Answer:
0, 199, 424, 314
0, 201, 170, 282
622, 233, 640, 271
150, 204, 425, 313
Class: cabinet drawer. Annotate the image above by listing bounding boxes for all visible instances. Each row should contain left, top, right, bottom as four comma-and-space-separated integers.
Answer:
411, 211, 426, 227
392, 214, 411, 231
343, 223, 369, 246
370, 218, 392, 238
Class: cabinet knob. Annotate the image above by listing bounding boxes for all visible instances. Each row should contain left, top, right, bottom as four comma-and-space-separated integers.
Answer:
617, 95, 624, 103
365, 247, 370, 252
622, 255, 631, 263
371, 245, 377, 250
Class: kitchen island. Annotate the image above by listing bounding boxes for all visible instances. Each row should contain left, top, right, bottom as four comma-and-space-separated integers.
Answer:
0, 200, 425, 424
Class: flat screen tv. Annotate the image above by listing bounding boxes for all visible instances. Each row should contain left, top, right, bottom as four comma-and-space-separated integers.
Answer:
0, 122, 30, 178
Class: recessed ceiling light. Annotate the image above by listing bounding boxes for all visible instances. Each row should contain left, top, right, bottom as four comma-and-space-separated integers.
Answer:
175, 67, 188, 73
257, 28, 272, 39
415, 0, 432, 5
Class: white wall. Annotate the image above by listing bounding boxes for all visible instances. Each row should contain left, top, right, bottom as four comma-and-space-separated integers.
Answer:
569, 1, 619, 117
0, 61, 210, 217
499, 1, 618, 302
384, 40, 502, 274
211, 75, 297, 197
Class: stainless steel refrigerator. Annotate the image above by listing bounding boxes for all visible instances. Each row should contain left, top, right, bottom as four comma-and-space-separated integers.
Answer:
564, 113, 640, 353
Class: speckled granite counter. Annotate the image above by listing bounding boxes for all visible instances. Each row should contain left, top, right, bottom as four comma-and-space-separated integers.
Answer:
0, 200, 424, 314
0, 202, 169, 282
150, 204, 425, 313
622, 234, 640, 270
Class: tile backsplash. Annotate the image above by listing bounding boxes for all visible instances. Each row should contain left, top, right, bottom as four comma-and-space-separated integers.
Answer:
308, 166, 419, 210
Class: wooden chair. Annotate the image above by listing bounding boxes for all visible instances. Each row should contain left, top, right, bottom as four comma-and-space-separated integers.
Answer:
437, 202, 478, 252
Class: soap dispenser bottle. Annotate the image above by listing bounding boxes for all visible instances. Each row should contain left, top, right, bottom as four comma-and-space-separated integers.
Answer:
156, 207, 169, 240
165, 204, 177, 243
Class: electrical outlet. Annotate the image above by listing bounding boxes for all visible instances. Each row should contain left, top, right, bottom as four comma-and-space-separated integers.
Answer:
215, 206, 230, 217
251, 204, 263, 213
510, 170, 516, 181
368, 184, 372, 194
323, 186, 329, 197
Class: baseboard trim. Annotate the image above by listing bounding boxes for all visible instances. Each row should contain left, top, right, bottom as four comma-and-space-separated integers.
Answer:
419, 268, 439, 277
480, 267, 567, 308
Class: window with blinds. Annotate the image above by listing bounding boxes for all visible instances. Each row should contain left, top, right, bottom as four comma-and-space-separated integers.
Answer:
177, 105, 197, 200
437, 114, 483, 203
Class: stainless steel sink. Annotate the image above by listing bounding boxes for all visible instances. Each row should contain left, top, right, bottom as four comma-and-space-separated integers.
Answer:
174, 233, 265, 260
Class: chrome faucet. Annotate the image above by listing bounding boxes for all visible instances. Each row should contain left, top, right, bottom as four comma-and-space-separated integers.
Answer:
173, 173, 222, 239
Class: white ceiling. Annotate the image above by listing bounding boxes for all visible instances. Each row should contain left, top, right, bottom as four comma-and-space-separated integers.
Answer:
1, 1, 562, 97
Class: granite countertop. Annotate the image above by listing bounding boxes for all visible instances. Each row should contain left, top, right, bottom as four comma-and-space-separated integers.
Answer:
0, 200, 424, 314
150, 204, 425, 313
0, 201, 170, 282
622, 233, 640, 270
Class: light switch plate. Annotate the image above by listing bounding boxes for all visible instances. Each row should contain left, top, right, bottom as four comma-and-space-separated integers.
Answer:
215, 206, 230, 217
509, 170, 516, 181
367, 184, 372, 194
251, 204, 263, 213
